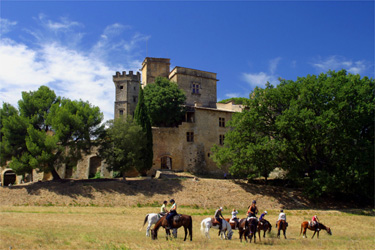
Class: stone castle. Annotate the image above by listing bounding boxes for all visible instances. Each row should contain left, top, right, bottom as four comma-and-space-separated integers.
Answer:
113, 57, 243, 175
1, 57, 243, 185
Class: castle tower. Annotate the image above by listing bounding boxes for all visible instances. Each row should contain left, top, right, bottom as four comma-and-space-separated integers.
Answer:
140, 57, 170, 86
113, 71, 141, 119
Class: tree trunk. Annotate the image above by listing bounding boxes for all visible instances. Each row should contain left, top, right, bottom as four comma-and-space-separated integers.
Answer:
50, 167, 61, 180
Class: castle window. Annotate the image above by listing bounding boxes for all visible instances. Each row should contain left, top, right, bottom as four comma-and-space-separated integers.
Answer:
133, 96, 137, 103
192, 82, 200, 94
119, 110, 124, 116
219, 135, 225, 145
219, 117, 225, 127
187, 132, 194, 142
119, 85, 123, 89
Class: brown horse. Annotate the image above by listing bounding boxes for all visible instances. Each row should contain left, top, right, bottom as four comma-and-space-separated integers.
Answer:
257, 219, 272, 241
300, 221, 332, 239
238, 218, 257, 243
277, 220, 287, 239
151, 214, 192, 241
225, 218, 240, 230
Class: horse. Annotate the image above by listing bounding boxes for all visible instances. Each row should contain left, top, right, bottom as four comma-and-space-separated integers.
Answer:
151, 214, 192, 241
277, 220, 288, 239
225, 218, 240, 230
140, 213, 177, 237
238, 218, 257, 243
257, 219, 272, 241
200, 217, 233, 240
300, 221, 332, 239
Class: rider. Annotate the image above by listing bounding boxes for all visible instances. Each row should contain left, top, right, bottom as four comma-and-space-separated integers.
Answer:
166, 199, 177, 229
259, 211, 268, 225
276, 209, 286, 227
159, 200, 168, 216
214, 207, 225, 231
311, 215, 320, 231
247, 200, 259, 218
231, 209, 239, 228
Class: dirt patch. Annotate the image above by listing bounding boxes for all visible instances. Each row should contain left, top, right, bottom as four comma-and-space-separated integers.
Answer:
0, 176, 350, 209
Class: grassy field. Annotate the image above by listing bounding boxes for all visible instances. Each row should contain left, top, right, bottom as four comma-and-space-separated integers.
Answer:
1, 205, 374, 250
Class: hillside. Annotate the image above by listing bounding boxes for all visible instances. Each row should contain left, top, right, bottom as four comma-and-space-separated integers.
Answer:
0, 173, 349, 210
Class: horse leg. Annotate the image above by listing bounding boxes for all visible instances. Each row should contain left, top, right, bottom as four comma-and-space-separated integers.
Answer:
184, 227, 187, 241
283, 229, 287, 239
258, 229, 261, 242
317, 231, 319, 239
189, 224, 193, 241
146, 222, 151, 237
311, 230, 316, 239
264, 229, 266, 238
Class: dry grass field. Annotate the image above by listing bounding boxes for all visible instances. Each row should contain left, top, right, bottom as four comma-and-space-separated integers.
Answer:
1, 206, 374, 250
0, 176, 374, 249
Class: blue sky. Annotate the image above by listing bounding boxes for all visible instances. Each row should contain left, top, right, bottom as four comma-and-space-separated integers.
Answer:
1, 1, 374, 122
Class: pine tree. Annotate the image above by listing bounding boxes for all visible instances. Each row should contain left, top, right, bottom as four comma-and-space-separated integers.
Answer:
134, 86, 153, 174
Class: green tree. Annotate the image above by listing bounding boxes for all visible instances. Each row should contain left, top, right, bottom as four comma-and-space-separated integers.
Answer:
143, 77, 186, 127
218, 97, 248, 105
134, 86, 153, 174
1, 86, 104, 180
99, 117, 146, 180
212, 70, 374, 202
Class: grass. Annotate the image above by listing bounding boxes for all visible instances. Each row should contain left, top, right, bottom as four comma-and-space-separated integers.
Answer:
1, 206, 374, 249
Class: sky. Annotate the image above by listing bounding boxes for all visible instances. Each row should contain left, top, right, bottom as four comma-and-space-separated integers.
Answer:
1, 0, 374, 122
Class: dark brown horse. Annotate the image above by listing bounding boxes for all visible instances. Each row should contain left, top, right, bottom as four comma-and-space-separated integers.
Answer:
238, 218, 257, 243
300, 221, 332, 239
257, 219, 272, 241
277, 220, 287, 239
151, 214, 192, 241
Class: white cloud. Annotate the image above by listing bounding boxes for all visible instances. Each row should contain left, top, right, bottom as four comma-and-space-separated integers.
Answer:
0, 15, 149, 122
0, 18, 17, 34
312, 55, 369, 75
242, 72, 278, 89
269, 57, 281, 75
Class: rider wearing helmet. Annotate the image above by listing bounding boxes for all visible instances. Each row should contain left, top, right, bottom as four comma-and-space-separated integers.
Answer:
311, 215, 320, 231
259, 211, 268, 225
247, 200, 259, 218
231, 209, 239, 228
214, 207, 225, 231
166, 199, 177, 229
276, 209, 287, 227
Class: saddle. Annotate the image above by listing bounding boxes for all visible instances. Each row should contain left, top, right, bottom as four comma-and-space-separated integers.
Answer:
173, 214, 181, 223
308, 221, 317, 227
211, 218, 220, 226
247, 216, 258, 222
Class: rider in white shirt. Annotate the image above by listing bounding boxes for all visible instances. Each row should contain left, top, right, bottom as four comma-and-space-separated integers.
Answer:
276, 209, 286, 227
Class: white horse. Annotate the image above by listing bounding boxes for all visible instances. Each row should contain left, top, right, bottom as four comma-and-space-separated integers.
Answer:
200, 217, 233, 240
141, 213, 177, 237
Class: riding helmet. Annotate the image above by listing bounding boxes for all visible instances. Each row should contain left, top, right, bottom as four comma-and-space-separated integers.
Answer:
280, 209, 284, 212
170, 199, 175, 203
163, 200, 167, 204
252, 200, 256, 204
265, 211, 268, 214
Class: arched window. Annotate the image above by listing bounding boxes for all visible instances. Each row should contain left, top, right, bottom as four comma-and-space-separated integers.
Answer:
161, 156, 172, 170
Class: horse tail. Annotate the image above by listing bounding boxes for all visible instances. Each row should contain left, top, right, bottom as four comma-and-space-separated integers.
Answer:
143, 214, 149, 227
300, 223, 303, 236
189, 216, 193, 239
200, 219, 205, 234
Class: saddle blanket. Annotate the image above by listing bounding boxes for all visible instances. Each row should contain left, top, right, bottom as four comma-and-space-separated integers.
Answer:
247, 216, 258, 222
308, 221, 317, 227
173, 214, 181, 222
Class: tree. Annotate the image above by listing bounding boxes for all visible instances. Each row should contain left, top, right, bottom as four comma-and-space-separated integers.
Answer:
212, 70, 374, 202
99, 117, 146, 180
134, 86, 153, 174
143, 77, 186, 127
1, 86, 104, 180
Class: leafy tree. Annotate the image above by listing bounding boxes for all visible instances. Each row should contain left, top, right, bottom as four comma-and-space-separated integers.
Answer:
143, 77, 186, 127
99, 117, 146, 180
1, 86, 104, 180
212, 70, 374, 202
134, 86, 153, 174
218, 97, 248, 105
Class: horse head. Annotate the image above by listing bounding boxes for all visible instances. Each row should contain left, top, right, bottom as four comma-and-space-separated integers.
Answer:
227, 229, 233, 240
151, 229, 157, 240
326, 227, 332, 235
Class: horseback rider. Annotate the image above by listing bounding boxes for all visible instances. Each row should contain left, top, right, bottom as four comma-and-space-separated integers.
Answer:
276, 209, 287, 227
159, 200, 168, 216
166, 199, 177, 229
311, 215, 320, 231
247, 200, 259, 218
214, 207, 225, 231
231, 209, 239, 228
259, 211, 268, 225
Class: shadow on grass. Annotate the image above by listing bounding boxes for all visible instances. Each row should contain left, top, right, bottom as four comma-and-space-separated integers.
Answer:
8, 178, 184, 201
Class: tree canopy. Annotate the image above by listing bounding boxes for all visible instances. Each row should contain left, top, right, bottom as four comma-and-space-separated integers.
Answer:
0, 86, 104, 179
99, 117, 146, 179
212, 70, 374, 201
143, 77, 186, 127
